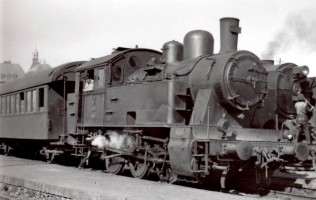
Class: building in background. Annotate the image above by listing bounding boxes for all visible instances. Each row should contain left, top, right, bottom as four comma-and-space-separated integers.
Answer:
26, 49, 51, 74
0, 61, 25, 84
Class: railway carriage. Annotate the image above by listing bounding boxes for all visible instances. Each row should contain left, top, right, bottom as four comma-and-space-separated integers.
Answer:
0, 61, 85, 154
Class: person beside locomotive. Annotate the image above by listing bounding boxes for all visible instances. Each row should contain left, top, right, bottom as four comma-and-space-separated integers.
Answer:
294, 93, 315, 144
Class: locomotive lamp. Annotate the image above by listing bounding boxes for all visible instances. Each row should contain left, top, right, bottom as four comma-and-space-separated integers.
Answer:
292, 83, 302, 95
293, 65, 309, 77
287, 133, 293, 140
281, 129, 294, 140
281, 116, 296, 140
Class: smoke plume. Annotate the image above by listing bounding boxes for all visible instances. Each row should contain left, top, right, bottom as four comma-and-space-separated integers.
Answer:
91, 131, 136, 150
262, 9, 316, 59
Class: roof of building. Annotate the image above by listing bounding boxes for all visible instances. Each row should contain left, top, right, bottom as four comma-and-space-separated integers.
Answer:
0, 61, 25, 83
27, 63, 52, 74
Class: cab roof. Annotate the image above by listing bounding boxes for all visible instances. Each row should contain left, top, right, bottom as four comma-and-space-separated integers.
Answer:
76, 48, 161, 71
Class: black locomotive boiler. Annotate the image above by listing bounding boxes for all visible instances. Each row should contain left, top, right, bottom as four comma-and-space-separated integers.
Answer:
1, 17, 315, 188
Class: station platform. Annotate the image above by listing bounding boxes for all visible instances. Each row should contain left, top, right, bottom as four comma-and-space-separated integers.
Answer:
0, 155, 258, 200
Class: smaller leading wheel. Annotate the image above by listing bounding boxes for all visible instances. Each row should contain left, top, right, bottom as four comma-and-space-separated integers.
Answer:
159, 167, 178, 183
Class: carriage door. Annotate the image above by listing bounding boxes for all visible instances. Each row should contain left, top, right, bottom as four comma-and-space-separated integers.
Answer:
82, 68, 105, 126
50, 97, 65, 136
48, 84, 65, 138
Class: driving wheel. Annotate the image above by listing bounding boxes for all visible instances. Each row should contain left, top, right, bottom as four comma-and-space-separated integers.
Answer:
106, 156, 125, 175
129, 159, 149, 179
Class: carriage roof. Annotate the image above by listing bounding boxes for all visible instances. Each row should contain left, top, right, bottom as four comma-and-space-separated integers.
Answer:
0, 61, 85, 95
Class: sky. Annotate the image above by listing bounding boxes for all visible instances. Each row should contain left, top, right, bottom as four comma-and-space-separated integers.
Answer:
1, 0, 316, 76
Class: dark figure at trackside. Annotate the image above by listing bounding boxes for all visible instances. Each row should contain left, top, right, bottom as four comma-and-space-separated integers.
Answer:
295, 93, 315, 144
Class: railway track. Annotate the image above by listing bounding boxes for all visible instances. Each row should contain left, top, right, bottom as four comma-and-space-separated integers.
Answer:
267, 189, 316, 200
269, 170, 316, 199
227, 184, 316, 200
235, 171, 316, 200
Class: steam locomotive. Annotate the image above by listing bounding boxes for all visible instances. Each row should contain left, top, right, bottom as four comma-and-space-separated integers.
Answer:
0, 17, 315, 188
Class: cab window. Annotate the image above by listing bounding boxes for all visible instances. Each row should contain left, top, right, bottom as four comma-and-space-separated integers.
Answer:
111, 65, 123, 85
83, 70, 95, 92
96, 68, 105, 89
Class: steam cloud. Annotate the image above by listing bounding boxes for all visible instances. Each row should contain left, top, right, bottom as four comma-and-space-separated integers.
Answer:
91, 131, 136, 150
262, 9, 316, 59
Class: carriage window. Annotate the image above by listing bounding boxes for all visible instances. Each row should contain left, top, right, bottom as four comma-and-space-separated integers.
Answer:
27, 91, 32, 112
39, 88, 44, 111
0, 97, 3, 115
20, 92, 25, 113
32, 90, 37, 112
2, 97, 5, 115
1, 97, 5, 115
11, 95, 15, 114
3, 97, 6, 115
6, 96, 10, 114
97, 68, 105, 89
16, 93, 20, 114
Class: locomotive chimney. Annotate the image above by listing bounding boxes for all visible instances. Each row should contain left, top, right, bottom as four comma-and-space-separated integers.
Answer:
219, 17, 241, 53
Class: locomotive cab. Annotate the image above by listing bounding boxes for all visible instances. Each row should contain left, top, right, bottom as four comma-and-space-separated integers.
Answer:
74, 48, 163, 129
